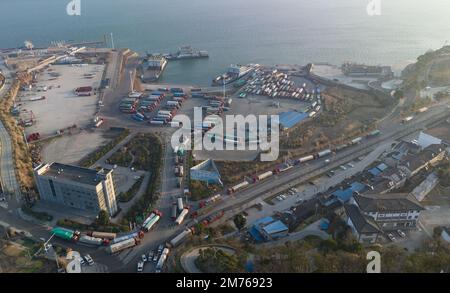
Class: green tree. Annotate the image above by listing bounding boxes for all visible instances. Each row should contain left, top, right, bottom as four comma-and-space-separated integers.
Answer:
233, 214, 247, 230
96, 210, 110, 226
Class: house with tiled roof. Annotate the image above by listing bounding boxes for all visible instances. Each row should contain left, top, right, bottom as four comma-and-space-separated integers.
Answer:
352, 193, 425, 231
399, 144, 446, 177
344, 204, 382, 244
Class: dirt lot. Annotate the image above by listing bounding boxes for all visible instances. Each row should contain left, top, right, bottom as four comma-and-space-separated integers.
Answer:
18, 64, 104, 136
281, 85, 394, 151
40, 129, 112, 165
429, 58, 450, 87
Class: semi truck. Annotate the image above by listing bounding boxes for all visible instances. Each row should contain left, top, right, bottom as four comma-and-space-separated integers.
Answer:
142, 211, 162, 232
156, 248, 170, 271
227, 181, 249, 194
107, 238, 139, 254
167, 228, 194, 248
177, 197, 184, 212
79, 235, 107, 246
171, 203, 178, 220
252, 171, 273, 183
110, 231, 144, 244
51, 227, 80, 242
175, 208, 189, 225
88, 231, 116, 240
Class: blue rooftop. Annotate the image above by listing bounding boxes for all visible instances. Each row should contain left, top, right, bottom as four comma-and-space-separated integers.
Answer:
369, 167, 382, 177
332, 189, 354, 203
376, 163, 388, 171
253, 216, 274, 226
350, 182, 366, 193
279, 111, 308, 129
249, 227, 264, 242
262, 220, 288, 235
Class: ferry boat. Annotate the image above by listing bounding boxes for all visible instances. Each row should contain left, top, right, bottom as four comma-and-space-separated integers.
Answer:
140, 54, 168, 83
212, 64, 258, 86
164, 46, 209, 60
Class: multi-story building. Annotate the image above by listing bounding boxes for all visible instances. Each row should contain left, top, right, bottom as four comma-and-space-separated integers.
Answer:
351, 193, 424, 231
34, 163, 118, 216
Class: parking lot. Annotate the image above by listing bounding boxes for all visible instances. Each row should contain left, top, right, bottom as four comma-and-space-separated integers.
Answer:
18, 64, 104, 136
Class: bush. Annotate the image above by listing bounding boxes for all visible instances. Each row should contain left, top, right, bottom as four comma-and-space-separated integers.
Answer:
57, 218, 129, 233
118, 177, 144, 202
122, 133, 163, 224
21, 204, 53, 222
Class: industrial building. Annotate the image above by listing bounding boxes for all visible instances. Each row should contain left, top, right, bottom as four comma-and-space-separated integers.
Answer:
249, 216, 289, 242
34, 163, 118, 216
190, 159, 222, 185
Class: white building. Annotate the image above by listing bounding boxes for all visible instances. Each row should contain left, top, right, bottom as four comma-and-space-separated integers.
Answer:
34, 163, 118, 216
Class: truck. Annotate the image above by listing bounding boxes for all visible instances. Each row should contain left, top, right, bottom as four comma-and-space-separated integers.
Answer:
88, 231, 116, 240
110, 231, 144, 245
227, 181, 249, 194
252, 171, 273, 183
402, 116, 413, 123
417, 107, 428, 113
350, 137, 362, 145
171, 203, 178, 220
156, 248, 170, 270
201, 211, 225, 226
78, 235, 106, 246
150, 120, 165, 125
177, 197, 184, 212
107, 238, 139, 254
132, 114, 144, 122
297, 155, 314, 164
317, 149, 332, 158
142, 213, 161, 232
158, 110, 172, 116
177, 177, 183, 188
175, 208, 189, 225
167, 228, 194, 248
177, 166, 184, 177
199, 194, 222, 208
51, 227, 80, 242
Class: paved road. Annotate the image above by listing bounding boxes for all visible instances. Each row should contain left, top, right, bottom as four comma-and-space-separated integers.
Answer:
244, 142, 393, 225
90, 131, 137, 168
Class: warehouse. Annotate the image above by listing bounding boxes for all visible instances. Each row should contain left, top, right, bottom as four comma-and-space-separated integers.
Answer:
249, 216, 289, 242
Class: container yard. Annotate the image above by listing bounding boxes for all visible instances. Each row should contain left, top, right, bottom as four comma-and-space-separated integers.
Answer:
17, 64, 104, 136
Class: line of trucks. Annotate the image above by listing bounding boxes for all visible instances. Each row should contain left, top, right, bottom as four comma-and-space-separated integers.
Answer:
225, 130, 381, 194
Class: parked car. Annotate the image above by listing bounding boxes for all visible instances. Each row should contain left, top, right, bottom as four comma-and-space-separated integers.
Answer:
148, 251, 154, 260
137, 261, 144, 272
397, 230, 406, 238
84, 254, 94, 266
387, 233, 396, 242
347, 163, 355, 168
152, 253, 158, 262
141, 254, 147, 262
157, 244, 164, 253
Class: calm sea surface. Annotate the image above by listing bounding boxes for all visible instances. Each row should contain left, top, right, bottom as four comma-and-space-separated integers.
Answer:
1, 0, 450, 85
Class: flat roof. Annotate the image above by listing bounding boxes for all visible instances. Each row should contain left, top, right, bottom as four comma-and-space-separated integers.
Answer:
37, 163, 111, 186
279, 111, 308, 128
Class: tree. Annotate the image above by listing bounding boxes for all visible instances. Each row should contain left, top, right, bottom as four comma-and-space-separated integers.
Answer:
233, 214, 247, 230
96, 210, 110, 226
